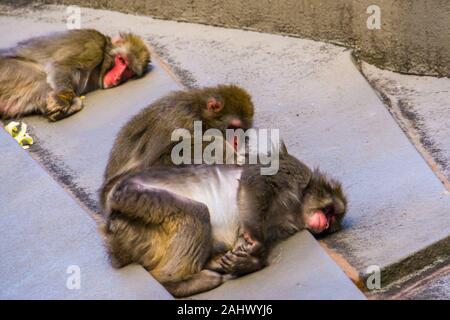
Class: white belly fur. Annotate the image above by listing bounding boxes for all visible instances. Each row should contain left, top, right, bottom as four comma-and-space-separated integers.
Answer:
141, 167, 242, 248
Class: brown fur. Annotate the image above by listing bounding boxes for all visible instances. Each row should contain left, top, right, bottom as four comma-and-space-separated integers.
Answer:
0, 29, 150, 121
99, 84, 254, 210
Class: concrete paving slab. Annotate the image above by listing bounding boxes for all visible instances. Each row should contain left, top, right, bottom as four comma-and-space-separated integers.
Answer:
0, 6, 365, 299
193, 232, 365, 300
405, 267, 450, 300
361, 61, 450, 185
0, 129, 172, 299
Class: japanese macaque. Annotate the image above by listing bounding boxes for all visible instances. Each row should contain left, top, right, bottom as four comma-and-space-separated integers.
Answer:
0, 29, 150, 121
102, 150, 347, 297
100, 84, 254, 209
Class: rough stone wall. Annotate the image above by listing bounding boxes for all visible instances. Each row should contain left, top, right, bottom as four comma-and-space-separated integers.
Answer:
5, 0, 450, 76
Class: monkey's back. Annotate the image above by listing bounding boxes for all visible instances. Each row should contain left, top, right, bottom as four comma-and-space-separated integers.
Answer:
9, 29, 107, 65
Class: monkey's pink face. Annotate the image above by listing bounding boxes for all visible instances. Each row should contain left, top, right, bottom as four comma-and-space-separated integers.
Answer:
103, 55, 136, 89
305, 205, 337, 234
303, 201, 347, 236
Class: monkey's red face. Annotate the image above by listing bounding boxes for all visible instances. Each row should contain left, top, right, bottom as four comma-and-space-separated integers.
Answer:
300, 172, 347, 235
302, 193, 346, 235
103, 55, 136, 89
305, 205, 337, 234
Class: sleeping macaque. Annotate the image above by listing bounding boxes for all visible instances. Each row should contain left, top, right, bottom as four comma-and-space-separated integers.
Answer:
0, 29, 150, 121
102, 150, 347, 297
100, 84, 254, 209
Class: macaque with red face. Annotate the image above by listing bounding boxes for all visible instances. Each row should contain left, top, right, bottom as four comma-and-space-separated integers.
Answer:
98, 82, 346, 297
103, 55, 137, 89
99, 84, 255, 209
0, 29, 150, 121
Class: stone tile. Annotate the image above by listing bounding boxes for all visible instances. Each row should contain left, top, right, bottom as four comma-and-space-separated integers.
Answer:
0, 129, 172, 299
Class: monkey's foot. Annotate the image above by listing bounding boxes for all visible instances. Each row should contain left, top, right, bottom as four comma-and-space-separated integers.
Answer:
46, 92, 83, 122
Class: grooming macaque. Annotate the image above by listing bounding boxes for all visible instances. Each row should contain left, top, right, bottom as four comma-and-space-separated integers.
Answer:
102, 151, 347, 297
100, 84, 254, 209
0, 29, 150, 121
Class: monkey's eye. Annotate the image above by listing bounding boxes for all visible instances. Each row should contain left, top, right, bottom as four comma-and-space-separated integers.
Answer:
324, 205, 335, 216
116, 55, 127, 65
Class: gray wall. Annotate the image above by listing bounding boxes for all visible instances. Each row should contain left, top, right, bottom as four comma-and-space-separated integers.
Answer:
13, 0, 450, 76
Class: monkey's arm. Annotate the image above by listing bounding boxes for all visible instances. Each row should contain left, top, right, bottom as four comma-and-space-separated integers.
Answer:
217, 157, 312, 276
44, 63, 83, 121
238, 156, 312, 242
46, 41, 105, 88
109, 178, 211, 226
44, 35, 106, 121
236, 164, 275, 244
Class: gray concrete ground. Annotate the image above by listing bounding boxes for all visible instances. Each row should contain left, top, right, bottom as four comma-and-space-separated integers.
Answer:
1, 4, 449, 298
0, 5, 365, 299
359, 62, 450, 298
41, 5, 450, 286
361, 62, 450, 185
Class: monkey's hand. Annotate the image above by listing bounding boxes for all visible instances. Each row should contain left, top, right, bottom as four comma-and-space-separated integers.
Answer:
219, 245, 265, 276
236, 233, 264, 256
46, 91, 84, 122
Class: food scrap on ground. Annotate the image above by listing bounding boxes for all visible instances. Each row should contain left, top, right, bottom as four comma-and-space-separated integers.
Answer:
4, 121, 34, 149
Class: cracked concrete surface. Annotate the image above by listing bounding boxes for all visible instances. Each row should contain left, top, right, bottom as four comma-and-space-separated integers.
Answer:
361, 61, 450, 185
411, 273, 450, 300
378, 260, 450, 300
408, 269, 450, 300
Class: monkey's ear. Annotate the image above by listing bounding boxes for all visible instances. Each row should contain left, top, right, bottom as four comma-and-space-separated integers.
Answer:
277, 139, 288, 155
112, 36, 124, 45
207, 97, 224, 112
